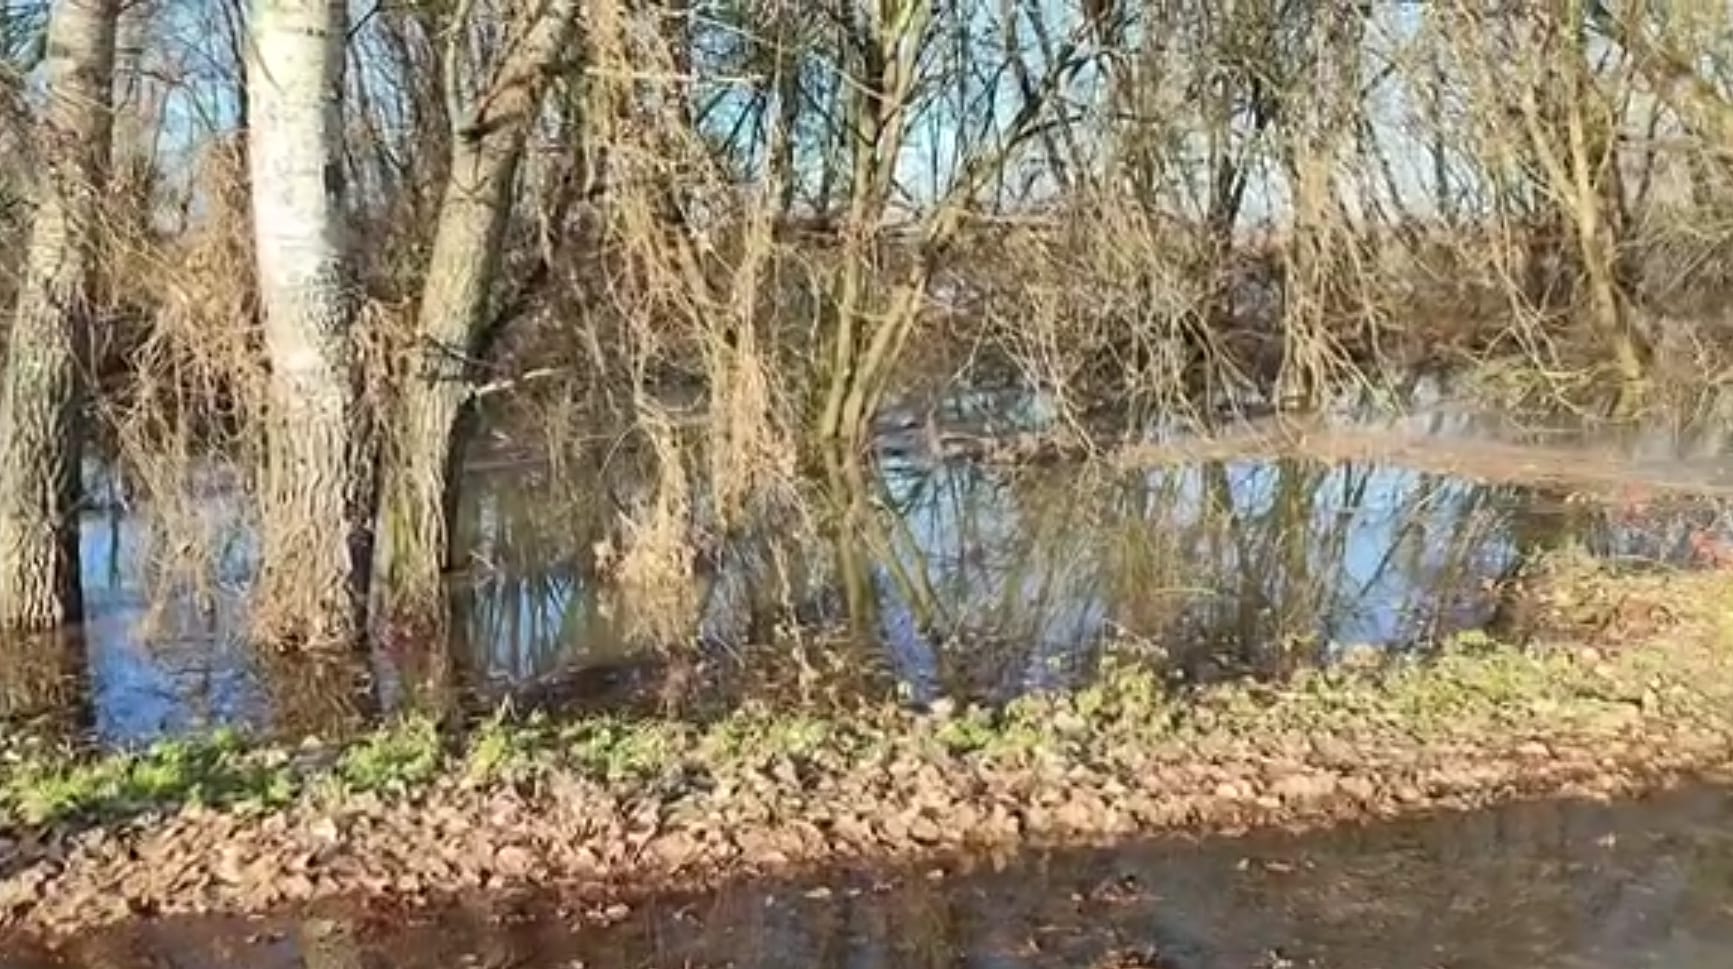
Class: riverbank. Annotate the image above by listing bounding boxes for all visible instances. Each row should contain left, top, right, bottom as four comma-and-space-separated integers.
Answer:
4, 555, 1733, 939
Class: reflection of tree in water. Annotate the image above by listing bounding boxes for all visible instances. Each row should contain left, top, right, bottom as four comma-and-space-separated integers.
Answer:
30, 400, 1733, 747
433, 411, 1733, 713
0, 628, 88, 741
297, 918, 369, 969
256, 645, 375, 740
858, 451, 1545, 693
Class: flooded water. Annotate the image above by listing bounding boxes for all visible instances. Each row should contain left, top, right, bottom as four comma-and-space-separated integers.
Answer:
7, 390, 1733, 747
11, 783, 1733, 967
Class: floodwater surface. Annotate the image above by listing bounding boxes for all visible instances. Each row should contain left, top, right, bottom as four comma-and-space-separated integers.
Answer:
6, 391, 1733, 746
9, 783, 1733, 968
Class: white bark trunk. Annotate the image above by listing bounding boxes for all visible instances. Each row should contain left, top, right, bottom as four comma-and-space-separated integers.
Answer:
0, 0, 119, 633
247, 0, 371, 650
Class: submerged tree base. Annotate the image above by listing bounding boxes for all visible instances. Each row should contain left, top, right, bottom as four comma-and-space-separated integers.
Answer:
4, 560, 1733, 938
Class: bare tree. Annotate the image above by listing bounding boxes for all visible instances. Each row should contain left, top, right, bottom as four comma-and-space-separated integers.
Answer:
0, 0, 120, 632
246, 0, 371, 649
373, 0, 583, 631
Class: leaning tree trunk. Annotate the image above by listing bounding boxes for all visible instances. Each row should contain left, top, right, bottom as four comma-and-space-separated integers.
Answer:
247, 0, 371, 650
373, 0, 580, 631
373, 134, 520, 629
0, 0, 120, 634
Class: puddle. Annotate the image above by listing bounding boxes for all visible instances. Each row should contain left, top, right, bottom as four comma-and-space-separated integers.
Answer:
11, 783, 1733, 968
5, 393, 1733, 747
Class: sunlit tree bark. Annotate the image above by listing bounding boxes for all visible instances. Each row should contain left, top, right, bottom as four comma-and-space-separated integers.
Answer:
247, 0, 372, 649
0, 0, 120, 632
373, 0, 583, 634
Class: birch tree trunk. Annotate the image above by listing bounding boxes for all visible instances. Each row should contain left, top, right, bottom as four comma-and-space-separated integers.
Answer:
247, 0, 372, 650
0, 0, 119, 633
373, 0, 581, 632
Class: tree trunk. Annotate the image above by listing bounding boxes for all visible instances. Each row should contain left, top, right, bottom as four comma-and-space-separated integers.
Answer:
247, 0, 371, 650
375, 136, 519, 619
1559, 2, 1649, 388
373, 0, 580, 631
0, 0, 120, 633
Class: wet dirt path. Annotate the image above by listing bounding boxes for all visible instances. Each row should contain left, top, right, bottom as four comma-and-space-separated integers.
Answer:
10, 782, 1733, 969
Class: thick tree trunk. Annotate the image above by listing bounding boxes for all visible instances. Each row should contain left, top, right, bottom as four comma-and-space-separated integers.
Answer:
247, 0, 371, 650
373, 0, 580, 631
0, 0, 119, 633
375, 136, 520, 616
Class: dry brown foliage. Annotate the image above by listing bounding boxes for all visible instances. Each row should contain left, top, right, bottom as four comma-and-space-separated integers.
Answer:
5, 0, 1733, 648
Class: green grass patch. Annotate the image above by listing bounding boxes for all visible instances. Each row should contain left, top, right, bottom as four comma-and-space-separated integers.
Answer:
6, 564, 1730, 831
1, 729, 299, 826
335, 716, 445, 794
